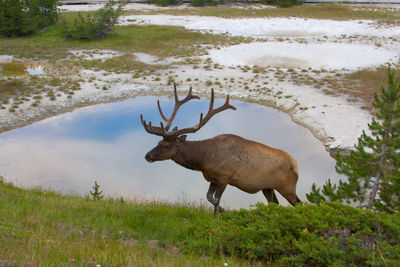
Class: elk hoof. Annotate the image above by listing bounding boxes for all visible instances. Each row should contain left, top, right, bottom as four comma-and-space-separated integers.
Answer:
213, 206, 225, 217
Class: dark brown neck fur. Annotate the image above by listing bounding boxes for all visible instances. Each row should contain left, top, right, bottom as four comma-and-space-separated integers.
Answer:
171, 141, 206, 171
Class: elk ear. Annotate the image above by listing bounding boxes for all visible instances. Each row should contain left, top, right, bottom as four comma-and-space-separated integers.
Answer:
177, 135, 187, 143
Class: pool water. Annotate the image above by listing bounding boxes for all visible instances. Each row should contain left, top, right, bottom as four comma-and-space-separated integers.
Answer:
0, 63, 47, 76
0, 96, 344, 209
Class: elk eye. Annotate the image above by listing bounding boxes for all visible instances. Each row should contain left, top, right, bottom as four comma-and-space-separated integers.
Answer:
163, 144, 170, 149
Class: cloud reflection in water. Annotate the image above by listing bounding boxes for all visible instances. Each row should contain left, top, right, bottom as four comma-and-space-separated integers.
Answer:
0, 96, 344, 209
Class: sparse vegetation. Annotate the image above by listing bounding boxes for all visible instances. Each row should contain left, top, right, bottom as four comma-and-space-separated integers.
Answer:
0, 76, 81, 112
126, 4, 400, 25
0, 22, 242, 107
346, 66, 394, 106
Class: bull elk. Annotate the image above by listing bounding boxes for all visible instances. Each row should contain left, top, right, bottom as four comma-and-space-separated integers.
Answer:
140, 84, 301, 216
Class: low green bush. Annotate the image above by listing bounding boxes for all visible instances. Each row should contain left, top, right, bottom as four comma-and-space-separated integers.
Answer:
1, 180, 399, 265
260, 0, 301, 8
185, 202, 400, 265
190, 0, 222, 6
0, 0, 58, 37
276, 0, 300, 8
154, 0, 183, 7
62, 0, 125, 41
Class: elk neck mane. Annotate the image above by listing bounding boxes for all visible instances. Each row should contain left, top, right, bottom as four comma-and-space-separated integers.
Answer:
171, 139, 207, 171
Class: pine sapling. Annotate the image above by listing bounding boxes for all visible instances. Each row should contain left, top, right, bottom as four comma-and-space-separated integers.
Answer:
307, 66, 400, 212
90, 180, 104, 200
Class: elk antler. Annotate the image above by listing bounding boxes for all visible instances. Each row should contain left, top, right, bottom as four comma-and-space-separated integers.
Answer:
158, 83, 200, 131
140, 84, 236, 139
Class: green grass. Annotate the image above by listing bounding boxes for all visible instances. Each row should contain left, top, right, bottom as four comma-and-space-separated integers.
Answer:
1, 180, 399, 266
345, 66, 394, 107
125, 3, 400, 24
0, 181, 261, 266
0, 19, 244, 60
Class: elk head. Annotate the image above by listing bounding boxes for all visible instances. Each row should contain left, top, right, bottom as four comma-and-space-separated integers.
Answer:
140, 84, 236, 163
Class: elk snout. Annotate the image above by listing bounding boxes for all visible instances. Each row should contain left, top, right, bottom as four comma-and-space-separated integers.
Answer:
145, 152, 154, 163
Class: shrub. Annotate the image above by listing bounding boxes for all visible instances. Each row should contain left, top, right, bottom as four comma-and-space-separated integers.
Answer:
190, 0, 221, 6
184, 203, 400, 265
0, 0, 58, 37
154, 0, 182, 7
276, 0, 300, 8
62, 0, 125, 41
260, 0, 301, 8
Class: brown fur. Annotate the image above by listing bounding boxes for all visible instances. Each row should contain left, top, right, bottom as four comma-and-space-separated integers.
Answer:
145, 134, 301, 215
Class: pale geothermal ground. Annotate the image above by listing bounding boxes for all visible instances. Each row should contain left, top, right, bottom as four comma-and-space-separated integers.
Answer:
1, 3, 399, 151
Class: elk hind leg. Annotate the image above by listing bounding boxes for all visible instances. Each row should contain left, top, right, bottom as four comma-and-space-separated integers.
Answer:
262, 189, 279, 205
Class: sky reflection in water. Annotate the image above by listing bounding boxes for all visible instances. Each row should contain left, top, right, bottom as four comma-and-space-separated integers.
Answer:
0, 96, 344, 209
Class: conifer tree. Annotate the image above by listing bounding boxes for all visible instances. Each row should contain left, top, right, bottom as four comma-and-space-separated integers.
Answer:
0, 0, 58, 37
90, 181, 104, 201
307, 66, 400, 213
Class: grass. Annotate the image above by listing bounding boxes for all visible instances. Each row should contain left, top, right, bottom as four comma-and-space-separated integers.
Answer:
1, 180, 399, 266
0, 76, 81, 111
0, 18, 244, 60
125, 3, 400, 24
281, 65, 400, 110
345, 66, 394, 107
0, 78, 33, 101
80, 54, 166, 74
0, 181, 261, 266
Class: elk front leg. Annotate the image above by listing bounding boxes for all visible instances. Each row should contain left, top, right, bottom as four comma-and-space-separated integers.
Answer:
206, 182, 226, 216
213, 184, 227, 216
262, 188, 279, 204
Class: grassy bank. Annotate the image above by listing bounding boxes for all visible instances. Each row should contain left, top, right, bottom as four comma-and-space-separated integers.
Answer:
0, 181, 259, 266
1, 181, 399, 266
0, 19, 244, 60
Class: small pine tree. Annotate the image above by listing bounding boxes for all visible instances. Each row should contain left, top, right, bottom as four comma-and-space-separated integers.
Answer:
307, 66, 400, 213
90, 180, 104, 200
